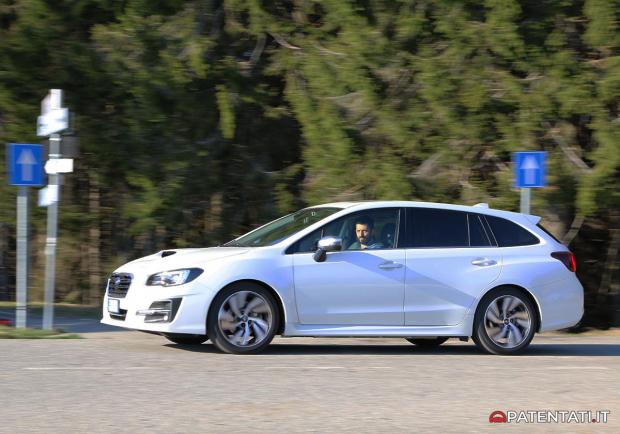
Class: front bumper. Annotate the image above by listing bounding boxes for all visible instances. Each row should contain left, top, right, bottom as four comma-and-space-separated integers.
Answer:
101, 279, 212, 334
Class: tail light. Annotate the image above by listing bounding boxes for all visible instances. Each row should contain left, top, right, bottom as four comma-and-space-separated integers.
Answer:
551, 251, 577, 272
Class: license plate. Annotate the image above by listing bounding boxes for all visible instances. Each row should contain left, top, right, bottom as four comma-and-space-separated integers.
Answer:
108, 298, 120, 314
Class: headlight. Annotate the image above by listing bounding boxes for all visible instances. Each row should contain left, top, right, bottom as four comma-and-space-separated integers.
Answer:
146, 268, 203, 287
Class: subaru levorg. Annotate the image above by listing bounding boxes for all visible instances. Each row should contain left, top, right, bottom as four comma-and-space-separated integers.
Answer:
101, 201, 583, 355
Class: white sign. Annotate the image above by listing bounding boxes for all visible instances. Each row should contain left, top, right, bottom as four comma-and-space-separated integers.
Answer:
38, 89, 68, 137
38, 185, 59, 207
37, 108, 68, 137
45, 158, 74, 174
41, 89, 63, 115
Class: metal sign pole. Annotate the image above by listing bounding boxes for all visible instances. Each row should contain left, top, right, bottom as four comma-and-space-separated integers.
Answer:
520, 188, 531, 215
42, 133, 61, 330
37, 89, 71, 330
8, 143, 44, 328
15, 186, 28, 329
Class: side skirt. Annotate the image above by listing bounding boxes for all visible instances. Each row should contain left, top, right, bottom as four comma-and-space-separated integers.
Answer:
283, 316, 473, 338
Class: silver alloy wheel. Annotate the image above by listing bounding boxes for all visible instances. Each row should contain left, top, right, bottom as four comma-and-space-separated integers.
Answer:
484, 295, 532, 349
217, 290, 273, 347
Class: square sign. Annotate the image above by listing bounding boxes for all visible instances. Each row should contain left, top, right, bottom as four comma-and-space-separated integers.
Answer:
513, 151, 546, 188
37, 89, 68, 137
37, 107, 68, 137
7, 144, 45, 186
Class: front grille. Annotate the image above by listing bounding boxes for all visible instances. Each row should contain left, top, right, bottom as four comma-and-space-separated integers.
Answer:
107, 273, 133, 298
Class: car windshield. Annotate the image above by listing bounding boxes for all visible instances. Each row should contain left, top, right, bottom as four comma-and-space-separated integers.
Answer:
222, 207, 341, 247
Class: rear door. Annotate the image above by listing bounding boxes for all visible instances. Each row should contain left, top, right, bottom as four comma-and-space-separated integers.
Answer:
403, 208, 502, 326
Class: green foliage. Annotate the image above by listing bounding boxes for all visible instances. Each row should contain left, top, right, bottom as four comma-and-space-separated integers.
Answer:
216, 85, 236, 139
584, 0, 620, 53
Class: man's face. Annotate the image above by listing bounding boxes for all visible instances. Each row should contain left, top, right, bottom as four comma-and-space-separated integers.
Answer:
355, 223, 372, 245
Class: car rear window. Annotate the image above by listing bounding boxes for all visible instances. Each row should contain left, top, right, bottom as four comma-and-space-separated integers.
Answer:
485, 215, 539, 247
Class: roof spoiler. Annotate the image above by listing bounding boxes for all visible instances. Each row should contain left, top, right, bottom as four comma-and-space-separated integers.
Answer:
473, 202, 541, 224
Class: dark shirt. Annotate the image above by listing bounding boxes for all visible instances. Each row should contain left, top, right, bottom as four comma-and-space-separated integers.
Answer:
348, 239, 384, 250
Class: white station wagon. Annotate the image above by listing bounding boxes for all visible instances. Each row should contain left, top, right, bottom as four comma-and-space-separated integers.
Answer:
102, 201, 584, 355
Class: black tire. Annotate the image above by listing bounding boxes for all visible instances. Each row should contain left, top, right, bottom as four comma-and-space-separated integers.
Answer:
473, 287, 538, 355
406, 337, 449, 347
163, 333, 208, 345
207, 282, 280, 354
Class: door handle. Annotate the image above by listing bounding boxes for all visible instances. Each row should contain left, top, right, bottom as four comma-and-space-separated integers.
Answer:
471, 258, 497, 267
378, 261, 403, 270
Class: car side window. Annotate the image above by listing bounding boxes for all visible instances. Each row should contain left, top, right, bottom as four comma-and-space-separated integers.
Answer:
468, 213, 493, 247
290, 208, 400, 253
293, 218, 343, 253
485, 215, 539, 247
407, 208, 469, 248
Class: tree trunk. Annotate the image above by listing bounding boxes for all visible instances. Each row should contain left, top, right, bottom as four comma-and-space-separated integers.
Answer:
562, 214, 585, 246
88, 176, 101, 305
0, 223, 8, 300
598, 212, 620, 297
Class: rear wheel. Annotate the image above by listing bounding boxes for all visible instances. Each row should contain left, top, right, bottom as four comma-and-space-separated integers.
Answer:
406, 337, 449, 347
163, 334, 208, 345
207, 282, 279, 354
473, 287, 537, 355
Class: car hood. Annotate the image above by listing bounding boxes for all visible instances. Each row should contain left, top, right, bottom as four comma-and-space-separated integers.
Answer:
115, 247, 250, 274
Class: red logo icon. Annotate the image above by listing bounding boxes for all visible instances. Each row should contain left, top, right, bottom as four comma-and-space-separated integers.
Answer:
489, 411, 508, 423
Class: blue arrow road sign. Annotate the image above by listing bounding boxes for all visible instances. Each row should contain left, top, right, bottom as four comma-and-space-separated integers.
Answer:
7, 144, 44, 186
513, 151, 546, 188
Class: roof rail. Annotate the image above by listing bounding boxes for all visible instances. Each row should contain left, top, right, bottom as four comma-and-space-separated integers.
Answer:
473, 203, 489, 208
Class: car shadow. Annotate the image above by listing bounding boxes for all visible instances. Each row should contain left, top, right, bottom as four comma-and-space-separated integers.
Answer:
165, 342, 620, 357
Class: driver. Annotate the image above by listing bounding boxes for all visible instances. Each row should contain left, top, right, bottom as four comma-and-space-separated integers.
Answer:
348, 216, 384, 250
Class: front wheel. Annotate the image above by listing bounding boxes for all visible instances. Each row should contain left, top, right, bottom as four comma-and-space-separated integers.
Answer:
473, 288, 537, 355
406, 337, 449, 347
207, 283, 279, 354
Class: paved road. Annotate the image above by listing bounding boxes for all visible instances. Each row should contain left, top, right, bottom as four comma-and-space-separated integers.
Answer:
1, 333, 619, 433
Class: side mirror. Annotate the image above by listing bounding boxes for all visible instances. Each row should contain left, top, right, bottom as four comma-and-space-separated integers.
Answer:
313, 236, 342, 262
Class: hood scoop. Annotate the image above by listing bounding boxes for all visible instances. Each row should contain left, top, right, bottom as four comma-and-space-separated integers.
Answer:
161, 250, 177, 258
